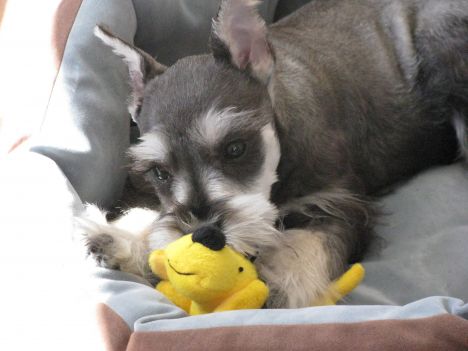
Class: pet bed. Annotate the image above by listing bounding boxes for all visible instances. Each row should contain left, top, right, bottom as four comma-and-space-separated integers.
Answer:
18, 0, 468, 349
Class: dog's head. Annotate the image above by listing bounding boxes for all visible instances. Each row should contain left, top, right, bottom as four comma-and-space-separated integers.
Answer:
95, 0, 282, 255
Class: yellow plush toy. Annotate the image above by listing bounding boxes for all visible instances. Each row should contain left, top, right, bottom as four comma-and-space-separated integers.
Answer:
148, 231, 365, 315
148, 232, 269, 315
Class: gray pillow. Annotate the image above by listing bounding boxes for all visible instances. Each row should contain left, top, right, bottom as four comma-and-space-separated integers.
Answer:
349, 163, 468, 305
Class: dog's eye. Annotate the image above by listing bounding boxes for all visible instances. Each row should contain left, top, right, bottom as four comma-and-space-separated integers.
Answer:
224, 140, 246, 159
152, 166, 171, 182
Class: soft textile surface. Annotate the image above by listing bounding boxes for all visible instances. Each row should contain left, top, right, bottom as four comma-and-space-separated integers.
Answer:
92, 268, 468, 350
121, 314, 468, 351
15, 0, 468, 349
347, 163, 468, 305
133, 0, 279, 65
93, 269, 468, 330
30, 0, 136, 207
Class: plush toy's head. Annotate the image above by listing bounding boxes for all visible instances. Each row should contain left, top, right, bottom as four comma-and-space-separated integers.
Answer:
149, 227, 258, 304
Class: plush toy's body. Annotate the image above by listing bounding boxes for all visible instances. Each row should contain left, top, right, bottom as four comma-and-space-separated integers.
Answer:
148, 234, 269, 315
149, 233, 365, 315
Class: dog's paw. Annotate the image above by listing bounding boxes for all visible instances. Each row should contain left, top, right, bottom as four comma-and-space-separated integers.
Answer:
74, 205, 122, 269
83, 232, 120, 269
74, 204, 149, 276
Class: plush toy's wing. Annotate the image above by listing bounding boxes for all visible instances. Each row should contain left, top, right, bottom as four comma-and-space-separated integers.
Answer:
333, 263, 365, 299
311, 263, 365, 306
213, 279, 269, 313
156, 281, 192, 313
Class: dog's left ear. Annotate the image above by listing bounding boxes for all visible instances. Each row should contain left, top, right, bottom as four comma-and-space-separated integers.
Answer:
210, 0, 274, 83
94, 26, 167, 122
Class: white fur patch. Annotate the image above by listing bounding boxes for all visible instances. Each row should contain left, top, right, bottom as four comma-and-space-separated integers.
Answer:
75, 204, 158, 276
128, 131, 169, 170
223, 193, 281, 255
194, 106, 255, 147
172, 177, 190, 205
94, 26, 142, 82
112, 207, 159, 233
453, 111, 467, 159
94, 26, 144, 119
147, 214, 185, 250
255, 124, 281, 198
200, 167, 240, 201
257, 229, 332, 308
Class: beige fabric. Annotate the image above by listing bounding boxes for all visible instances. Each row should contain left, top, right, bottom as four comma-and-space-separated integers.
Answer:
97, 303, 132, 351
52, 0, 83, 68
123, 314, 468, 351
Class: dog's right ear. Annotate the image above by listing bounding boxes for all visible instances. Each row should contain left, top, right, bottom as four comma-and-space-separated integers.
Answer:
94, 26, 167, 122
210, 0, 273, 84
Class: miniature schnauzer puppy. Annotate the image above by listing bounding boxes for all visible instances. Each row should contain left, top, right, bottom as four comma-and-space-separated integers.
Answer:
78, 0, 468, 308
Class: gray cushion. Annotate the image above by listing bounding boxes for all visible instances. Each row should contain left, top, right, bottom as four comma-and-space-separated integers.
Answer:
349, 163, 468, 305
30, 0, 137, 206
133, 0, 279, 65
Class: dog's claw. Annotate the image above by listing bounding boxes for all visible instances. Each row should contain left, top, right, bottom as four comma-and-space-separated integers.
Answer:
84, 233, 117, 268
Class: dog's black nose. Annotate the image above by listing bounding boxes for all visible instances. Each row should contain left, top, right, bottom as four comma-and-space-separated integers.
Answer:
192, 225, 226, 251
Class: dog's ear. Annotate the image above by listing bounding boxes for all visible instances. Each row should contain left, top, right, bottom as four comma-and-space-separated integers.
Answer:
94, 26, 167, 122
210, 0, 273, 83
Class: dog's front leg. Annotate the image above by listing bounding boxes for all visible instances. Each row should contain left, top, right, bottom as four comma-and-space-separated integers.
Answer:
257, 188, 374, 308
74, 205, 163, 279
257, 227, 350, 308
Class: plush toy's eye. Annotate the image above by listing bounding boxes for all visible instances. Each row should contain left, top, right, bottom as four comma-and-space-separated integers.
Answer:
238, 267, 244, 273
152, 166, 171, 182
224, 140, 246, 159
